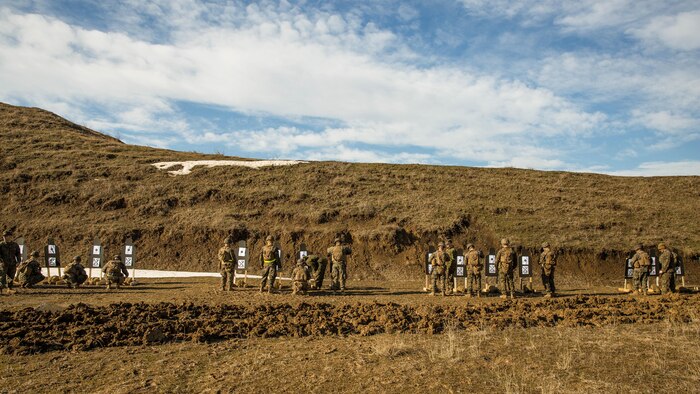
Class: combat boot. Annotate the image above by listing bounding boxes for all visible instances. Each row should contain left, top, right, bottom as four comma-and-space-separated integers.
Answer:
510, 293, 515, 300
544, 293, 552, 298
106, 283, 112, 290
465, 293, 472, 298
499, 294, 507, 299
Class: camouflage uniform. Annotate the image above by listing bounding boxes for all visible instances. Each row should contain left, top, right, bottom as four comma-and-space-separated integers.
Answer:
260, 236, 280, 293
17, 251, 45, 288
327, 239, 352, 291
103, 255, 128, 289
629, 245, 650, 294
429, 243, 449, 296
0, 230, 21, 289
657, 243, 675, 295
444, 240, 457, 294
218, 239, 235, 291
495, 239, 517, 299
305, 254, 327, 290
465, 244, 482, 297
291, 259, 310, 295
63, 256, 88, 288
539, 242, 556, 296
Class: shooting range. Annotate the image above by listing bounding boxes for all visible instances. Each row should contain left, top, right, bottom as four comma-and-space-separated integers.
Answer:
423, 245, 435, 291
89, 237, 103, 278
454, 249, 465, 292
16, 237, 26, 263
44, 238, 60, 278
519, 251, 532, 291
123, 238, 136, 284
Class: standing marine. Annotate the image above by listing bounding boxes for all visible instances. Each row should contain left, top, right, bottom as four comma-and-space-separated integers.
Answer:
629, 244, 650, 295
218, 236, 235, 291
0, 230, 21, 289
444, 239, 457, 295
17, 250, 45, 288
291, 258, 311, 295
103, 254, 129, 289
62, 256, 88, 288
657, 243, 675, 295
259, 235, 280, 293
327, 238, 352, 292
429, 242, 449, 296
465, 243, 482, 297
305, 254, 328, 290
495, 238, 517, 299
539, 242, 557, 297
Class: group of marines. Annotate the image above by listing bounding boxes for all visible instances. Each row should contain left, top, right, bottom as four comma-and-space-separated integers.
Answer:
628, 242, 679, 295
0, 230, 131, 294
429, 238, 557, 299
218, 235, 352, 294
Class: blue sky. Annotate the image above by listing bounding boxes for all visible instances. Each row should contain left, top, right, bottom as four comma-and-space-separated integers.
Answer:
1, 0, 699, 175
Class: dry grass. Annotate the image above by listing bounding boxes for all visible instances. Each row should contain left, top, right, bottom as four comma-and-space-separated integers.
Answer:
1, 102, 699, 283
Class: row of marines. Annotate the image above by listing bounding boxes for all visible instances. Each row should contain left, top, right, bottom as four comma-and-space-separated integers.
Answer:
429, 238, 557, 298
218, 235, 352, 294
0, 230, 131, 293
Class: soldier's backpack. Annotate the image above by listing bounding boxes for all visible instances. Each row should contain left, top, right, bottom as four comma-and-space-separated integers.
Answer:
500, 247, 514, 266
331, 245, 344, 263
105, 263, 122, 277
671, 251, 678, 268
640, 252, 651, 267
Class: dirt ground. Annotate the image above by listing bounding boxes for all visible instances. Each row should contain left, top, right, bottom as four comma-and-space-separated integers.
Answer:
1, 278, 699, 393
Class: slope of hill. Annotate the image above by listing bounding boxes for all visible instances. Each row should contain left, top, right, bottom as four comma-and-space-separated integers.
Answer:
1, 102, 698, 283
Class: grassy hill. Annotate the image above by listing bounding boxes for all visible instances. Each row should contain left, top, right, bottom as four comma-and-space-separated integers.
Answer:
1, 102, 698, 283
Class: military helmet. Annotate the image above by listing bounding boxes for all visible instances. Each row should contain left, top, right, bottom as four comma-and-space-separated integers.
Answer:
224, 236, 232, 245
2, 229, 11, 236
542, 242, 550, 248
438, 242, 445, 248
446, 239, 453, 245
657, 242, 666, 250
113, 254, 121, 260
31, 250, 40, 257
466, 243, 474, 250
334, 237, 341, 244
501, 238, 510, 246
634, 244, 643, 250
73, 256, 81, 262
266, 235, 274, 242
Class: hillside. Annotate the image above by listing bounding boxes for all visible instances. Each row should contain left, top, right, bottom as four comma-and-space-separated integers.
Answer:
1, 102, 698, 283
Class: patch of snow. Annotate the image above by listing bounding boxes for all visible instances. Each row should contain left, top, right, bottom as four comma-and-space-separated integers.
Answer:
152, 160, 307, 175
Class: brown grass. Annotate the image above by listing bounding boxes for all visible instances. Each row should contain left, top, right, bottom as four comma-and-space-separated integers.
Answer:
1, 102, 699, 283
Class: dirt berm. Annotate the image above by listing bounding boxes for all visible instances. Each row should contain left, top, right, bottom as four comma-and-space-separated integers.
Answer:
1, 294, 698, 355
1, 102, 699, 283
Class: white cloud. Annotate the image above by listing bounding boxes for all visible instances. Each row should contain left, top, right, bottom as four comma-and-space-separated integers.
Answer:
606, 161, 700, 176
0, 6, 604, 167
630, 10, 700, 51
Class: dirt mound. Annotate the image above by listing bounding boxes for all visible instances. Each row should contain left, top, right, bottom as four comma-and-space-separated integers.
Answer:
2, 295, 698, 355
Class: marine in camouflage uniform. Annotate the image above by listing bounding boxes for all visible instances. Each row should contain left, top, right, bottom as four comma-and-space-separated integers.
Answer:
259, 235, 280, 293
495, 238, 517, 299
17, 250, 45, 288
0, 230, 21, 289
103, 254, 129, 290
291, 258, 311, 295
429, 242, 449, 296
305, 254, 327, 290
539, 242, 557, 297
444, 239, 457, 295
657, 243, 675, 295
465, 244, 482, 297
327, 238, 352, 292
629, 244, 650, 295
218, 237, 235, 291
63, 256, 88, 288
